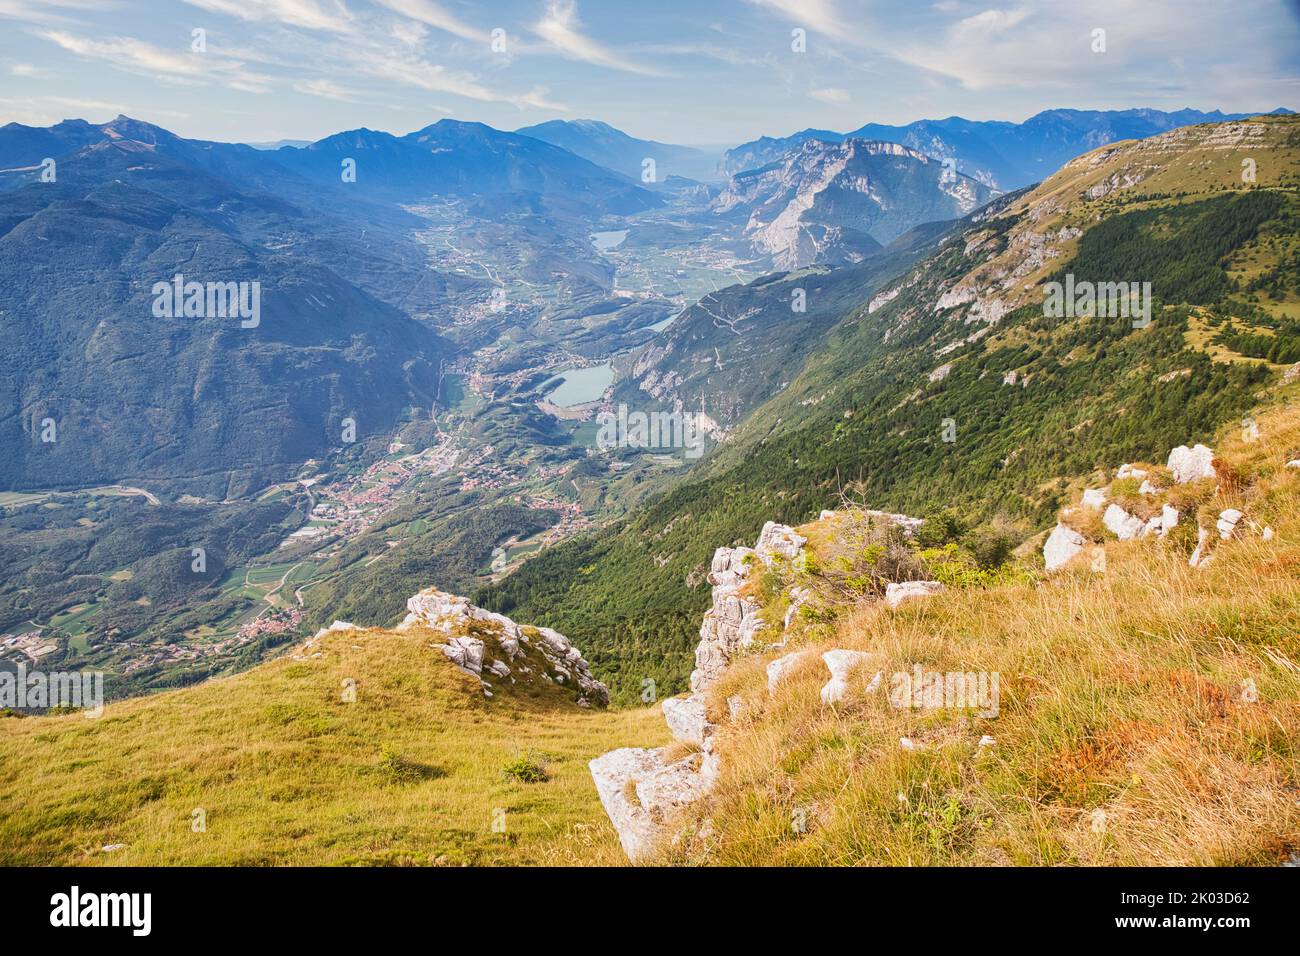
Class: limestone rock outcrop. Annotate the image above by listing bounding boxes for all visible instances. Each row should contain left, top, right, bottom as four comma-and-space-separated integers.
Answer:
1217, 508, 1243, 539
1044, 523, 1086, 571
661, 695, 711, 749
1043, 440, 1226, 569
691, 521, 807, 694
592, 521, 813, 861
884, 580, 946, 609
589, 748, 714, 862
1103, 504, 1145, 541
1167, 444, 1216, 484
819, 650, 882, 706
400, 587, 608, 707
766, 650, 808, 692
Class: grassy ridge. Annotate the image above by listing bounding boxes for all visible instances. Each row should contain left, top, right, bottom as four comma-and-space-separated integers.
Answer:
665, 397, 1300, 865
0, 625, 666, 866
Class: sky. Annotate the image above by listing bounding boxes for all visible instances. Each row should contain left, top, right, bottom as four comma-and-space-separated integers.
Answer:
1, 0, 1298, 146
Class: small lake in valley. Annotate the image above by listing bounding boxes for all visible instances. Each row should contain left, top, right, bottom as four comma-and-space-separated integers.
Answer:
590, 229, 629, 251
543, 364, 616, 407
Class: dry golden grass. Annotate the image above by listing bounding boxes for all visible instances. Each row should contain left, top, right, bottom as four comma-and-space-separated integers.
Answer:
661, 396, 1300, 866
0, 624, 668, 866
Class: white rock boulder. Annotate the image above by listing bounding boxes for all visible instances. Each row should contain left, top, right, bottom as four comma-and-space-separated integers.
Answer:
1081, 488, 1108, 510
1043, 523, 1086, 571
767, 651, 808, 692
884, 580, 946, 610
589, 748, 712, 862
1217, 509, 1243, 539
1167, 444, 1216, 484
1103, 504, 1145, 541
819, 650, 882, 706
662, 695, 713, 749
1160, 504, 1180, 536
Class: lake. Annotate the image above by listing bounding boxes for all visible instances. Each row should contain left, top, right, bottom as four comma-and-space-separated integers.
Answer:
590, 229, 629, 251
544, 364, 616, 407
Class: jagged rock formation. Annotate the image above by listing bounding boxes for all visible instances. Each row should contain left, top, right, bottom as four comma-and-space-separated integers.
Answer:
691, 521, 807, 693
591, 521, 810, 862
591, 509, 941, 860
713, 138, 994, 269
398, 587, 609, 707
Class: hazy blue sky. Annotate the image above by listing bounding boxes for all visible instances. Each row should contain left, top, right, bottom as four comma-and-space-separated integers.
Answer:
2, 0, 1297, 145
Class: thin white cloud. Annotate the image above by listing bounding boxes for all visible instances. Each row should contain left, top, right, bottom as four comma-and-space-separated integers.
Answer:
0, 0, 116, 25
517, 86, 567, 112
293, 77, 356, 100
809, 87, 849, 103
10, 62, 51, 76
354, 51, 558, 110
745, 0, 846, 41
181, 0, 354, 34
40, 30, 207, 76
39, 29, 276, 92
372, 0, 487, 42
532, 0, 666, 76
388, 17, 426, 46
634, 41, 765, 67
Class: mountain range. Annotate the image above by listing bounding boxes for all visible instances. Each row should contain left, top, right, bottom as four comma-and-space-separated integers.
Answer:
516, 118, 721, 183
718, 107, 1295, 189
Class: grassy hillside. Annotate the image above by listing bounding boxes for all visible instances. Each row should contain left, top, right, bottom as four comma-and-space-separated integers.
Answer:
663, 395, 1300, 865
0, 624, 666, 865
478, 115, 1300, 704
3, 391, 1295, 867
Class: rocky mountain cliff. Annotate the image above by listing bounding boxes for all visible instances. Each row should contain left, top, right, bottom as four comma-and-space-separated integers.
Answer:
712, 138, 994, 270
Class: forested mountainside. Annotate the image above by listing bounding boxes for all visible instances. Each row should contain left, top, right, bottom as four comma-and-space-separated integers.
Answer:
478, 114, 1300, 704
0, 118, 455, 497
